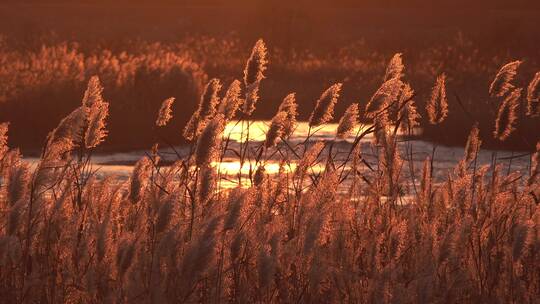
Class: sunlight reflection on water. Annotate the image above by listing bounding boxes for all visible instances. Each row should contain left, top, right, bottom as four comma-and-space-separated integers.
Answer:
223, 120, 377, 143
22, 120, 531, 191
212, 160, 295, 175
213, 160, 328, 175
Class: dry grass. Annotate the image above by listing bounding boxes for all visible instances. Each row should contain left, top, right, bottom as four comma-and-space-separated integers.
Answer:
0, 32, 539, 151
0, 41, 207, 151
0, 39, 540, 304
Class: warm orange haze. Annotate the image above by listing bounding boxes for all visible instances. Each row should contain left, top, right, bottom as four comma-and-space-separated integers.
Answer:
0, 1, 539, 303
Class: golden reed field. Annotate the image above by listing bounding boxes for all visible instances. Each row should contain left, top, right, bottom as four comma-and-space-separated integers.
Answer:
0, 2, 540, 304
0, 37, 539, 303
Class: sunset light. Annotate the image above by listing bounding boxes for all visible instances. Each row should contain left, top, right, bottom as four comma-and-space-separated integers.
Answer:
0, 1, 539, 303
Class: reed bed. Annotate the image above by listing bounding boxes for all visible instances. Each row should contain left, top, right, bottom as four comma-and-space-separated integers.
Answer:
0, 41, 207, 150
0, 39, 540, 304
0, 34, 539, 151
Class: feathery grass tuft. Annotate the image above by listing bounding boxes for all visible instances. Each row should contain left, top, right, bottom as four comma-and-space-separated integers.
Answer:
464, 124, 481, 163
489, 60, 522, 98
218, 80, 243, 122
526, 71, 540, 117
278, 93, 298, 138
265, 111, 287, 148
183, 79, 222, 141
155, 97, 175, 127
195, 115, 225, 167
426, 73, 448, 124
384, 53, 404, 81
243, 39, 267, 115
365, 78, 403, 126
309, 83, 342, 127
494, 88, 521, 141
336, 103, 359, 139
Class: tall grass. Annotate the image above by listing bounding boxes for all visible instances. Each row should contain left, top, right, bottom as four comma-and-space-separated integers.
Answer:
0, 34, 539, 151
0, 42, 207, 151
0, 39, 540, 304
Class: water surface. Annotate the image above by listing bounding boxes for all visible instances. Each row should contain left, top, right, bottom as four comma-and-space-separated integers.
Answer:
24, 121, 533, 190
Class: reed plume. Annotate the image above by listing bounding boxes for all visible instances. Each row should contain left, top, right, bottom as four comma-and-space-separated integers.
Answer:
489, 60, 522, 98
199, 78, 222, 119
336, 103, 359, 139
377, 127, 402, 195
194, 115, 225, 167
494, 88, 521, 141
0, 122, 8, 159
198, 166, 216, 205
365, 78, 403, 125
128, 157, 152, 204
85, 100, 109, 148
244, 39, 268, 88
155, 97, 175, 127
218, 80, 243, 121
183, 79, 222, 141
309, 83, 342, 127
464, 124, 481, 163
297, 142, 325, 174
265, 111, 287, 148
384, 53, 404, 81
243, 39, 267, 115
278, 93, 298, 137
82, 76, 105, 108
72, 76, 110, 149
42, 76, 110, 158
182, 113, 200, 141
426, 73, 448, 124
526, 71, 540, 117
224, 188, 246, 230
398, 84, 420, 131
50, 106, 87, 146
44, 106, 87, 161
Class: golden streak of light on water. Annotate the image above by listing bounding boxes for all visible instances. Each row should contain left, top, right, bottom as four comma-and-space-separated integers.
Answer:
223, 120, 379, 143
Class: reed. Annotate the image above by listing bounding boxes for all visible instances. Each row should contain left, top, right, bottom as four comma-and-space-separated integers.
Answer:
309, 83, 342, 127
426, 73, 448, 124
489, 60, 522, 98
0, 39, 539, 304
155, 97, 175, 127
494, 88, 522, 141
527, 71, 540, 117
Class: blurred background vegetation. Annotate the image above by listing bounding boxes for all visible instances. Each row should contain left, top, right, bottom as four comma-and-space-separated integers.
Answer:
0, 1, 538, 152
